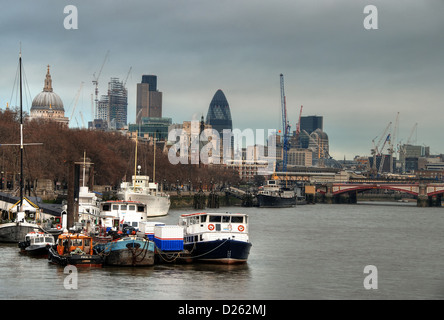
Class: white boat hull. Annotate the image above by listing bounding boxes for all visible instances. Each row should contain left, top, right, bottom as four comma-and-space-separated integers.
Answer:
117, 192, 170, 217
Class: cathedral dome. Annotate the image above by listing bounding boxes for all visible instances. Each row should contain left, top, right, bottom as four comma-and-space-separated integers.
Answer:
31, 65, 64, 112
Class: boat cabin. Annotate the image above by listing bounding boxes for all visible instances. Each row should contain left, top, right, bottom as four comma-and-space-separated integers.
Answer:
99, 200, 147, 231
56, 233, 94, 256
179, 212, 249, 244
27, 232, 55, 246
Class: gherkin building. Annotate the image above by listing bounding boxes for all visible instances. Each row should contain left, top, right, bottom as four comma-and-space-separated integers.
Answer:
206, 89, 232, 136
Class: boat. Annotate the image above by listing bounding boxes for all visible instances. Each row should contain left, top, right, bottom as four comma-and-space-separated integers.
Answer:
98, 200, 148, 232
0, 51, 43, 242
95, 235, 155, 266
117, 169, 170, 218
0, 197, 43, 243
48, 232, 103, 267
77, 152, 101, 226
179, 212, 252, 264
256, 179, 297, 208
117, 134, 170, 217
18, 231, 55, 257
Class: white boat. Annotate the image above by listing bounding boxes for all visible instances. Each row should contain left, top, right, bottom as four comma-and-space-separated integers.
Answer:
18, 231, 55, 257
77, 186, 101, 225
117, 171, 170, 218
98, 200, 148, 232
0, 51, 43, 242
179, 212, 252, 264
117, 134, 170, 218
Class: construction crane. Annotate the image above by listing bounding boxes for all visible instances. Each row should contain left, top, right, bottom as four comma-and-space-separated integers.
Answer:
378, 133, 391, 175
280, 74, 291, 172
295, 105, 303, 147
123, 66, 132, 87
388, 112, 399, 173
371, 121, 392, 174
68, 82, 84, 126
92, 50, 110, 119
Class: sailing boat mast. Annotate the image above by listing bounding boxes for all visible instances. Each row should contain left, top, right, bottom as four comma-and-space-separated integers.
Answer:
19, 49, 24, 211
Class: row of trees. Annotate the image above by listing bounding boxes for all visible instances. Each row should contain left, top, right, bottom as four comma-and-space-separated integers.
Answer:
0, 109, 240, 194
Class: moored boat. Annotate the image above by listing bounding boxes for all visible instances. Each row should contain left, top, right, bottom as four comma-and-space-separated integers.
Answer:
0, 51, 43, 243
48, 232, 103, 267
96, 235, 155, 267
0, 198, 43, 243
18, 231, 55, 257
179, 212, 252, 264
256, 179, 297, 208
99, 200, 148, 232
117, 171, 170, 218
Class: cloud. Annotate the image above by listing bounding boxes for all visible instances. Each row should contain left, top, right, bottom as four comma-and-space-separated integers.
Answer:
1, 0, 443, 158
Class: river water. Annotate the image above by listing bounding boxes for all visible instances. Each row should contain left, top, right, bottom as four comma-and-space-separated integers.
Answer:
1, 202, 444, 300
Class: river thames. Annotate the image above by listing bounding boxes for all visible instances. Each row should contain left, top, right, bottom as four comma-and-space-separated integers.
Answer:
1, 202, 443, 300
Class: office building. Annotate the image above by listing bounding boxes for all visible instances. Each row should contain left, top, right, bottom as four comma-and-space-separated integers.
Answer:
206, 89, 232, 136
136, 75, 162, 123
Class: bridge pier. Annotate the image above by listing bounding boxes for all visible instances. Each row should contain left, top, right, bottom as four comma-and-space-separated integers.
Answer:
417, 195, 429, 207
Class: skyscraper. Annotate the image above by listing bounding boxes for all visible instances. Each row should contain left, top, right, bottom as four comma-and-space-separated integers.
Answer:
299, 115, 323, 148
136, 75, 162, 123
206, 89, 232, 136
97, 77, 128, 129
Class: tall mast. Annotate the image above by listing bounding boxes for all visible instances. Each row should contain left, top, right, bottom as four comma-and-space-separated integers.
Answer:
153, 132, 156, 183
134, 131, 138, 192
19, 48, 24, 210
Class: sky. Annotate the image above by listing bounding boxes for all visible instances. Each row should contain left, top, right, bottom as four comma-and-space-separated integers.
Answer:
1, 0, 443, 160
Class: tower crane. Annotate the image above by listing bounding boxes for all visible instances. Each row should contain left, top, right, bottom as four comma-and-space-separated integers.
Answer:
280, 74, 291, 172
378, 133, 391, 175
123, 66, 132, 87
68, 82, 84, 126
295, 105, 303, 147
92, 50, 110, 119
371, 121, 392, 174
388, 112, 399, 173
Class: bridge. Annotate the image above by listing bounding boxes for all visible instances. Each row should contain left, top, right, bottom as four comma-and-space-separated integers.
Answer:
317, 182, 444, 207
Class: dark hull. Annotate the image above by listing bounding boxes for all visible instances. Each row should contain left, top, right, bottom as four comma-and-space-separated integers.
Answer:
183, 239, 252, 264
0, 223, 40, 243
256, 194, 296, 208
96, 238, 155, 266
105, 249, 154, 266
48, 247, 103, 267
25, 244, 51, 258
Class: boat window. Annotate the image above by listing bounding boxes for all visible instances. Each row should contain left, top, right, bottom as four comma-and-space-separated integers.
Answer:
200, 215, 207, 223
72, 239, 83, 247
84, 239, 91, 246
121, 205, 127, 210
231, 216, 243, 223
35, 237, 43, 243
209, 216, 221, 223
112, 205, 119, 211
137, 206, 145, 212
129, 205, 135, 211
222, 216, 230, 223
45, 237, 53, 243
102, 204, 111, 211
132, 222, 138, 227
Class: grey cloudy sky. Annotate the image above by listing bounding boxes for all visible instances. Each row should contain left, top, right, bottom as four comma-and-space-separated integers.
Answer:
1, 0, 443, 159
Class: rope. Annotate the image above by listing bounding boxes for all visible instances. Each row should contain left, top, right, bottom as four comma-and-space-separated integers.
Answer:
154, 238, 230, 262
